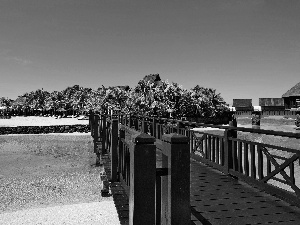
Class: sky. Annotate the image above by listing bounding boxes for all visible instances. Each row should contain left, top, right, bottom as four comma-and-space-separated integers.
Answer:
0, 0, 300, 106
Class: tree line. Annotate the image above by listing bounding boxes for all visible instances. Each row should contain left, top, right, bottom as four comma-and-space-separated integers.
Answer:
0, 75, 229, 120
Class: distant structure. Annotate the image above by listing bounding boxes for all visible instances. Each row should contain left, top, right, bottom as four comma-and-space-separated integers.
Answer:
282, 82, 300, 109
259, 98, 285, 111
232, 82, 300, 112
232, 99, 253, 111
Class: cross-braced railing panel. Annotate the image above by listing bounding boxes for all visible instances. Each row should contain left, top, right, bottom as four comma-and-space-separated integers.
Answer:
191, 131, 226, 173
228, 137, 300, 198
190, 126, 300, 207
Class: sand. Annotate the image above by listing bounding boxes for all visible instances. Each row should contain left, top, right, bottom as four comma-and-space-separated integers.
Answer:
0, 116, 89, 127
0, 202, 120, 225
0, 117, 121, 224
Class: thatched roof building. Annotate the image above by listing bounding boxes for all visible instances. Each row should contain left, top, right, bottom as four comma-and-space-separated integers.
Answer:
282, 82, 300, 109
143, 74, 161, 83
259, 98, 284, 111
232, 99, 253, 111
282, 82, 300, 98
11, 96, 27, 109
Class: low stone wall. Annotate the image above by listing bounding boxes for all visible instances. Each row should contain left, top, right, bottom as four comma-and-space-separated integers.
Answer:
0, 116, 11, 119
0, 124, 90, 135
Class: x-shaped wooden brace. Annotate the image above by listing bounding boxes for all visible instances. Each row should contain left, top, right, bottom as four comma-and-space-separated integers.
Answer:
192, 133, 207, 158
261, 146, 300, 197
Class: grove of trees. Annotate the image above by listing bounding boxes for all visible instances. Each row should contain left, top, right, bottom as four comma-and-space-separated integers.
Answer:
0, 75, 229, 121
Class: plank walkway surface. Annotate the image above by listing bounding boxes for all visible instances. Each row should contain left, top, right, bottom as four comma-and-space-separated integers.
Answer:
102, 152, 300, 225
190, 159, 300, 225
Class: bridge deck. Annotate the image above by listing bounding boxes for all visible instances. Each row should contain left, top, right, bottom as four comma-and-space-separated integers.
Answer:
190, 159, 300, 225
103, 152, 300, 225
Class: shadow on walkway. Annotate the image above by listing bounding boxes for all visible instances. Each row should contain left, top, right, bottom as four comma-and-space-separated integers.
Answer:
190, 159, 300, 225
100, 153, 129, 225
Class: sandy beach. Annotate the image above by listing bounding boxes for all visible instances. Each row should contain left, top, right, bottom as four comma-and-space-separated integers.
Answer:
0, 116, 89, 127
0, 121, 120, 224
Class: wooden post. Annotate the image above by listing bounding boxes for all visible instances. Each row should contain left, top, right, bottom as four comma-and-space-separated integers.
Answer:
252, 111, 261, 126
134, 117, 139, 130
161, 133, 190, 225
177, 120, 185, 135
102, 114, 107, 154
129, 133, 156, 225
142, 119, 148, 133
152, 118, 157, 137
224, 123, 237, 174
189, 129, 194, 154
129, 114, 132, 128
156, 120, 161, 139
118, 127, 125, 181
124, 114, 127, 126
89, 111, 94, 137
93, 114, 100, 151
110, 119, 118, 182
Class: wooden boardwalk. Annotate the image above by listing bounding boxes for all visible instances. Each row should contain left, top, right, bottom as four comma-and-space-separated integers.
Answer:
103, 153, 300, 225
89, 113, 300, 224
190, 159, 300, 225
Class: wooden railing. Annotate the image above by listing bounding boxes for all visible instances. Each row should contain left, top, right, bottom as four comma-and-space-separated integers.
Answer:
189, 125, 300, 208
90, 112, 300, 223
90, 113, 190, 225
118, 114, 300, 207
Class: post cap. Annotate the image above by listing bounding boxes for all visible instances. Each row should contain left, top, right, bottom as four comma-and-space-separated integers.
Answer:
162, 133, 189, 143
132, 133, 155, 144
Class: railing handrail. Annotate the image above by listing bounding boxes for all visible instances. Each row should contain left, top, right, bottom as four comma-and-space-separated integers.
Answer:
121, 113, 300, 138
90, 113, 190, 224
92, 113, 300, 212
189, 125, 300, 208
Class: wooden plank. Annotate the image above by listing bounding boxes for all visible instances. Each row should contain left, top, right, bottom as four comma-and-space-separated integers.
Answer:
129, 133, 156, 225
257, 145, 264, 180
161, 134, 190, 225
220, 138, 224, 166
206, 135, 210, 160
250, 144, 256, 179
156, 176, 161, 225
290, 163, 295, 185
267, 157, 271, 175
212, 136, 216, 162
232, 140, 237, 171
229, 169, 300, 208
193, 131, 223, 138
110, 119, 118, 182
216, 137, 220, 164
238, 141, 243, 173
261, 150, 299, 194
190, 154, 227, 174
230, 127, 300, 139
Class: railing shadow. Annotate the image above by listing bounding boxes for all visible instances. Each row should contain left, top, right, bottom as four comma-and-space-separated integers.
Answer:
110, 182, 129, 225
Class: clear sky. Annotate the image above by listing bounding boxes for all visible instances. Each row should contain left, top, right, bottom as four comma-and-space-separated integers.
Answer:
0, 0, 300, 106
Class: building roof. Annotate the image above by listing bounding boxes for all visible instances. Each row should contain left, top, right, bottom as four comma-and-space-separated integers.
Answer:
282, 82, 300, 97
232, 99, 252, 107
259, 98, 284, 106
